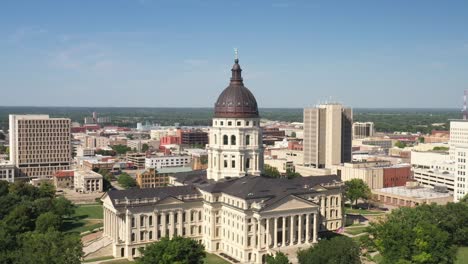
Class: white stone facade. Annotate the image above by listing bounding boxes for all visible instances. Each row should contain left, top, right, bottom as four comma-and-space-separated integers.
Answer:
145, 155, 192, 169
207, 118, 263, 181
450, 120, 468, 201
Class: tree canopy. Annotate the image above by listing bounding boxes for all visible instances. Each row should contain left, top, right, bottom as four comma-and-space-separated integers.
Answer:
137, 236, 205, 264
365, 203, 468, 264
266, 252, 290, 264
344, 179, 371, 207
0, 181, 82, 264
297, 236, 360, 264
111, 144, 131, 155
264, 164, 281, 178
118, 173, 137, 189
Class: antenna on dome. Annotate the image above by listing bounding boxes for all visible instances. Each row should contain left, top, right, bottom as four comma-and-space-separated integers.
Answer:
234, 48, 239, 61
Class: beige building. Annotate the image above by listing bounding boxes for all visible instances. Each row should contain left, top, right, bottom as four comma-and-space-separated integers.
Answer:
352, 122, 374, 139
84, 135, 109, 149
0, 161, 15, 182
331, 162, 386, 189
102, 57, 346, 263
9, 114, 71, 180
74, 169, 103, 193
411, 151, 455, 191
53, 170, 74, 189
372, 182, 453, 207
449, 120, 468, 201
127, 153, 146, 169
303, 104, 352, 169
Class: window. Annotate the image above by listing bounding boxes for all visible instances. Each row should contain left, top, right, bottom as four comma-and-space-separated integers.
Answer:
149, 216, 153, 226
237, 121, 241, 126
246, 158, 250, 169
131, 233, 135, 242
220, 121, 224, 126
140, 231, 145, 240
131, 217, 135, 228
149, 231, 153, 240
246, 135, 250, 145
246, 121, 250, 126
140, 215, 145, 226
214, 134, 217, 144
231, 135, 236, 145
232, 160, 236, 168
228, 121, 232, 126
223, 135, 228, 145
224, 160, 228, 168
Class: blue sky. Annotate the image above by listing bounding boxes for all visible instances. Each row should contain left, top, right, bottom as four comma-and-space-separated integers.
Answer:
1, 0, 468, 108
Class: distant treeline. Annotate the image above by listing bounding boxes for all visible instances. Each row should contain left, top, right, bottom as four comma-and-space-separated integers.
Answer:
0, 107, 461, 134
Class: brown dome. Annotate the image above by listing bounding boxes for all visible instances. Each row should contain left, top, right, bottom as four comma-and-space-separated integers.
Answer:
214, 59, 259, 118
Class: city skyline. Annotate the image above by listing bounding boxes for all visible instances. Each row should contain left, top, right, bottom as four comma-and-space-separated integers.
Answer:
2, 1, 468, 108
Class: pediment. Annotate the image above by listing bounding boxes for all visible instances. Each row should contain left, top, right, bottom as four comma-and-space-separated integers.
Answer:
156, 196, 184, 205
262, 195, 317, 213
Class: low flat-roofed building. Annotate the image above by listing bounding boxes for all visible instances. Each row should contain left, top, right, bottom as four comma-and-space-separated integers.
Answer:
74, 170, 103, 193
136, 168, 167, 188
372, 182, 453, 207
83, 159, 115, 171
411, 151, 455, 190
53, 170, 74, 189
145, 155, 192, 169
127, 153, 146, 169
0, 161, 15, 182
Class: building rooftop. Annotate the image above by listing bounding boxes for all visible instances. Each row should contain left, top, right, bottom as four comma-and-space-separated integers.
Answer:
374, 186, 452, 199
158, 166, 193, 174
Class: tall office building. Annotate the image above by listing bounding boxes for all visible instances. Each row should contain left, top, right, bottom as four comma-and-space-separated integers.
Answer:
303, 103, 352, 168
352, 122, 375, 139
449, 120, 468, 202
9, 115, 71, 180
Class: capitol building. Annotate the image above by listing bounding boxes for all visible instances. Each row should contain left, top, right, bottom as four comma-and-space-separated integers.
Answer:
102, 56, 345, 263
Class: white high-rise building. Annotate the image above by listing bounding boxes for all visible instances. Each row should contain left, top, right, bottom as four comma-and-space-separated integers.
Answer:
449, 120, 468, 201
9, 114, 71, 180
206, 57, 263, 181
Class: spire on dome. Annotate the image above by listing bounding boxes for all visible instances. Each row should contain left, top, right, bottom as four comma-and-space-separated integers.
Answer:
231, 48, 243, 84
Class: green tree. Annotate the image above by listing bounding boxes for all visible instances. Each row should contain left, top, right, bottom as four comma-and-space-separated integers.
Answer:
118, 173, 137, 189
142, 143, 149, 152
286, 169, 301, 179
53, 196, 75, 218
418, 137, 425, 143
35, 212, 61, 233
297, 236, 360, 264
290, 132, 297, 138
266, 252, 290, 264
38, 183, 55, 199
345, 179, 371, 208
367, 206, 459, 264
111, 144, 131, 155
395, 141, 407, 148
137, 236, 205, 264
460, 193, 468, 203
264, 164, 281, 178
0, 132, 5, 140
15, 230, 83, 264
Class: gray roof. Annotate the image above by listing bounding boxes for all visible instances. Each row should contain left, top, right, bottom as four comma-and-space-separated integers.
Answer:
107, 185, 200, 202
199, 175, 341, 199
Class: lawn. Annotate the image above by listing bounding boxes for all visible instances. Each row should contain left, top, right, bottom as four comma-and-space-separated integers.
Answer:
456, 247, 468, 264
63, 203, 103, 234
345, 226, 368, 235
204, 253, 230, 264
95, 254, 229, 264
345, 208, 385, 215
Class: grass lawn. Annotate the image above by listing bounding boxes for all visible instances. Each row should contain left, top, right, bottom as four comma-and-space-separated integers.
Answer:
204, 253, 230, 264
104, 260, 134, 264
455, 247, 468, 264
63, 204, 103, 234
345, 226, 368, 235
83, 256, 114, 263
345, 208, 385, 215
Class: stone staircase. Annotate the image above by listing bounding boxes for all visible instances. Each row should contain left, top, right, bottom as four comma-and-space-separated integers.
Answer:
83, 236, 113, 257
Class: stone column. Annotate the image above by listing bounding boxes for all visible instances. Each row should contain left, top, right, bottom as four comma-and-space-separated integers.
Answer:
290, 215, 294, 245
126, 211, 132, 244
161, 212, 166, 237
257, 218, 261, 250
305, 213, 310, 243
298, 214, 303, 244
169, 211, 175, 238
253, 218, 257, 248
178, 210, 183, 236
273, 218, 278, 248
266, 218, 270, 248
313, 213, 318, 243
282, 216, 286, 247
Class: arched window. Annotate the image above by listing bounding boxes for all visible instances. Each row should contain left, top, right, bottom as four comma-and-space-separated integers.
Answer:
223, 135, 228, 145
214, 134, 217, 144
246, 135, 250, 145
231, 135, 236, 145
